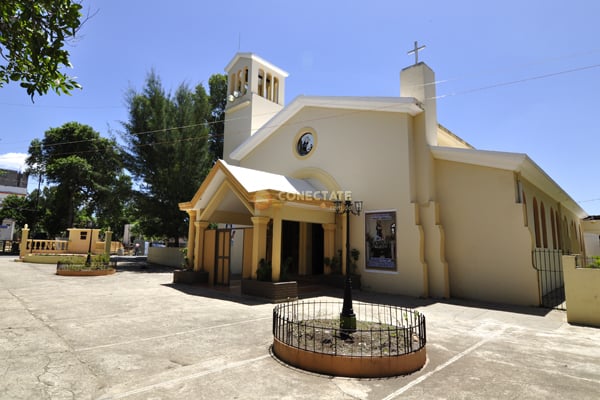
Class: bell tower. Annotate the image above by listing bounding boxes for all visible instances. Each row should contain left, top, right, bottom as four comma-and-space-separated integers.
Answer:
223, 53, 288, 164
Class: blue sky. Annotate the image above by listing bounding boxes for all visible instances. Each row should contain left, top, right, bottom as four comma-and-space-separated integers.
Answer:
1, 1, 600, 213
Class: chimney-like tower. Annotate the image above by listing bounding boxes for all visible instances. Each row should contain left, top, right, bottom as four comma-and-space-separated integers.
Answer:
223, 53, 288, 164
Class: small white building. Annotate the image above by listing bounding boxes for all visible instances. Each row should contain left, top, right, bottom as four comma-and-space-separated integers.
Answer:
0, 168, 28, 205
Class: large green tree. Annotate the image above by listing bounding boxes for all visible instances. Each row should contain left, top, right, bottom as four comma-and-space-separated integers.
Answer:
91, 170, 133, 238
0, 194, 33, 228
121, 71, 226, 243
0, 0, 84, 99
29, 186, 59, 237
208, 74, 227, 162
0, 187, 67, 239
19, 186, 62, 238
26, 122, 130, 233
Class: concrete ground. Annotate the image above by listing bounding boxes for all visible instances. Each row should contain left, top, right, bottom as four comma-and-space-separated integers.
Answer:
1, 255, 600, 400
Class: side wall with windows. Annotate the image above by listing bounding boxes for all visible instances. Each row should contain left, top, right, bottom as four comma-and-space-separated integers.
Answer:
520, 177, 584, 256
435, 160, 538, 306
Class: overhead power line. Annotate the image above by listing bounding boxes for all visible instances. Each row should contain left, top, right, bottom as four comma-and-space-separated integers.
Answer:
434, 63, 600, 99
5, 58, 600, 154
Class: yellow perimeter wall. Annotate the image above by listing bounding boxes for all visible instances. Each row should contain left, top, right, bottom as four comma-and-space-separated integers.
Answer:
563, 256, 600, 327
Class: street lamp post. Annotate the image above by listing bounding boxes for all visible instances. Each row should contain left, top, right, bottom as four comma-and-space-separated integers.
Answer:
85, 222, 93, 266
334, 199, 363, 337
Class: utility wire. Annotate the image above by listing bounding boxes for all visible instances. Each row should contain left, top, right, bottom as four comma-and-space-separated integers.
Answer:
7, 57, 600, 151
433, 63, 600, 99
6, 59, 600, 162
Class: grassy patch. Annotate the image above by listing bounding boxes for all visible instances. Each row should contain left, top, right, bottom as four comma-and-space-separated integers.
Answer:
57, 254, 112, 271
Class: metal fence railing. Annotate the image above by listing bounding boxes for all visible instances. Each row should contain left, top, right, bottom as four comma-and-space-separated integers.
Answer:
532, 248, 565, 310
0, 240, 19, 254
578, 255, 600, 269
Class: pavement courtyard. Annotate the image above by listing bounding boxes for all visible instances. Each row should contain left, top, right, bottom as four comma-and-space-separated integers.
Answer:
1, 255, 600, 399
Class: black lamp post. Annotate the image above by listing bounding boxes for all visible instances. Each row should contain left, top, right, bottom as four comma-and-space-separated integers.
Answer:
85, 221, 93, 266
334, 199, 363, 337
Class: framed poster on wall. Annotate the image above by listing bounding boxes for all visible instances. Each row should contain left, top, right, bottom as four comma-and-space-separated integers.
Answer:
365, 211, 396, 269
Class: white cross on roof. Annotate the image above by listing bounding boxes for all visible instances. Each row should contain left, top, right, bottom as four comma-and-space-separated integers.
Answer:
407, 41, 426, 65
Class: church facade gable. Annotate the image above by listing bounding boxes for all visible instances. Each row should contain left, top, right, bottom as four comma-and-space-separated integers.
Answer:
232, 103, 435, 298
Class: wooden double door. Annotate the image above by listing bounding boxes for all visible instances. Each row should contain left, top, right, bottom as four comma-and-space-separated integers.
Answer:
204, 229, 231, 286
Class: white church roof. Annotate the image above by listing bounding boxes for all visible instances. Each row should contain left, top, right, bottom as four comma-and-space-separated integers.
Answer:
181, 160, 321, 212
224, 52, 289, 77
224, 162, 318, 194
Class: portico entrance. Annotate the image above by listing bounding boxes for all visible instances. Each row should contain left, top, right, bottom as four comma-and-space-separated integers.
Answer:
179, 160, 340, 290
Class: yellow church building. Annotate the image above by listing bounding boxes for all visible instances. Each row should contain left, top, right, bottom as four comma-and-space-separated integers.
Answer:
179, 51, 587, 306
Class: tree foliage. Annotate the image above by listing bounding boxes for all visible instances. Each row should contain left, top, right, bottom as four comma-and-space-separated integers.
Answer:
0, 187, 68, 239
0, 194, 32, 228
25, 186, 63, 238
26, 122, 129, 234
208, 74, 227, 163
121, 71, 226, 242
0, 0, 83, 99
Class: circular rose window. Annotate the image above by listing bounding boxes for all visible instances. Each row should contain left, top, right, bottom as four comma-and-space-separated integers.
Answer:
297, 132, 314, 156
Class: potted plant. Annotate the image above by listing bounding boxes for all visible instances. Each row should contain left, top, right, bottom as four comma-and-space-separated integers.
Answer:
256, 258, 272, 281
242, 258, 298, 302
173, 248, 208, 284
322, 249, 361, 289
323, 249, 342, 275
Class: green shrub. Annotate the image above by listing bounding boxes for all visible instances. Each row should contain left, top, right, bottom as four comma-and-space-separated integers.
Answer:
324, 250, 343, 274
180, 248, 191, 270
587, 256, 600, 268
92, 253, 109, 265
257, 258, 272, 281
281, 256, 293, 281
57, 254, 112, 271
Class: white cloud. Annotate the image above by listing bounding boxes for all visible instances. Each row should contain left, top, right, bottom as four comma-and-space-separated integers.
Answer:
0, 153, 28, 171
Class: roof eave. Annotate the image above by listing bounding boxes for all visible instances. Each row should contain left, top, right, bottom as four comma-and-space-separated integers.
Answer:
224, 52, 289, 77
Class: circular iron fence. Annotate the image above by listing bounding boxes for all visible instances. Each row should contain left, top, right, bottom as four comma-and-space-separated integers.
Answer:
273, 300, 426, 358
